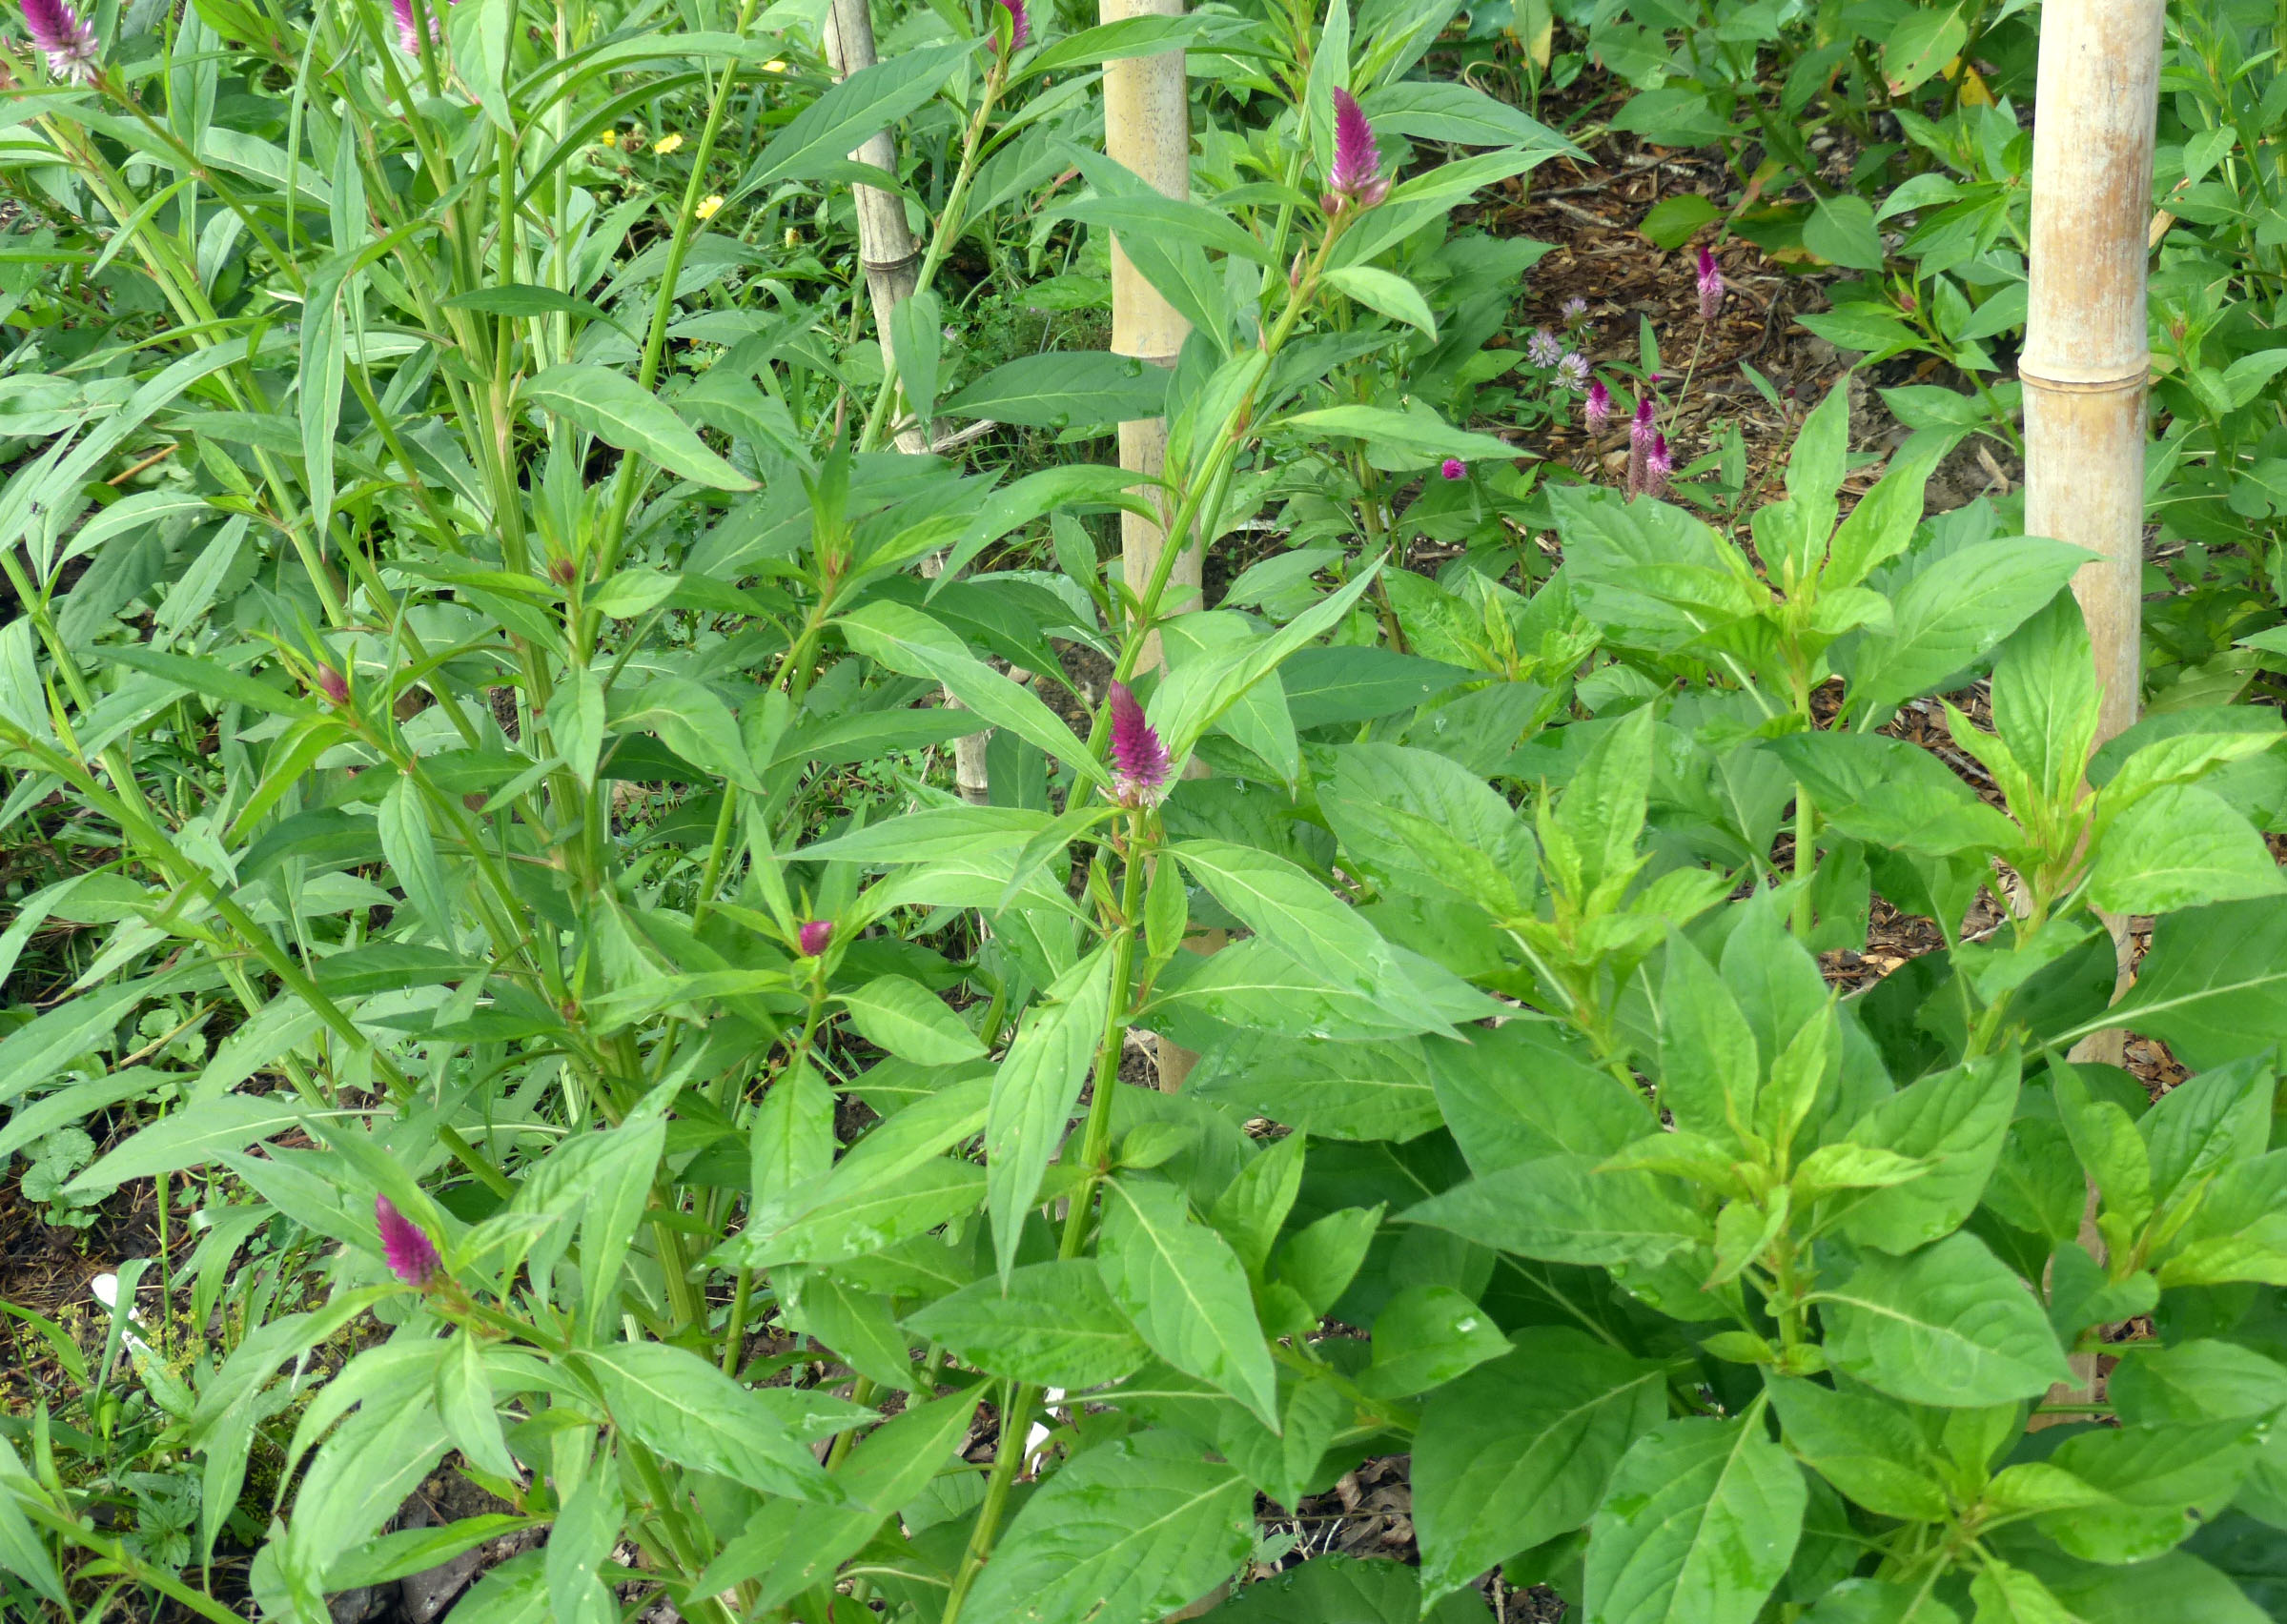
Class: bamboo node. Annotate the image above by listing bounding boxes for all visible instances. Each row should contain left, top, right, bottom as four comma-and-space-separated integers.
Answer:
2017, 364, 2151, 396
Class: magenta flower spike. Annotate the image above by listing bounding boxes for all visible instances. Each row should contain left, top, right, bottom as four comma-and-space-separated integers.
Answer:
798, 919, 833, 957
389, 0, 447, 52
992, 0, 1028, 51
1585, 379, 1613, 433
1108, 682, 1172, 805
1322, 90, 1390, 214
1626, 396, 1656, 498
313, 665, 350, 707
1697, 247, 1725, 322
377, 1195, 440, 1289
21, 0, 99, 83
1440, 457, 1465, 480
1647, 434, 1674, 498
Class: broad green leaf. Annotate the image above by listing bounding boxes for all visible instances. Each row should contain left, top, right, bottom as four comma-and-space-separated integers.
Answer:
1404, 1154, 1707, 1268
70, 1094, 305, 1191
742, 45, 966, 190
938, 350, 1169, 427
1820, 1232, 2073, 1406
987, 945, 1115, 1279
1555, 483, 1766, 656
1763, 732, 2019, 858
1194, 1551, 1494, 1622
1359, 1284, 1510, 1400
1839, 1054, 2017, 1253
1322, 267, 1438, 336
611, 674, 764, 792
1189, 1032, 1441, 1144
840, 975, 986, 1066
2087, 784, 2285, 915
1767, 1377, 1950, 1521
579, 1342, 841, 1502
521, 364, 756, 491
1843, 538, 2089, 724
960, 1431, 1256, 1624
1100, 1177, 1278, 1426
904, 1260, 1148, 1388
1278, 404, 1515, 467
1427, 1023, 1654, 1171
2094, 899, 2287, 1069
1585, 1416, 1807, 1624
1172, 839, 1402, 998
1413, 1329, 1667, 1605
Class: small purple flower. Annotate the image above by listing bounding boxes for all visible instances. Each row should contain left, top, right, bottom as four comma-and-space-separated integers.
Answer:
1322, 90, 1390, 214
991, 0, 1028, 51
377, 1195, 440, 1289
1440, 457, 1466, 480
1696, 247, 1725, 322
1526, 328, 1563, 368
1108, 681, 1172, 804
1585, 379, 1613, 433
389, 0, 448, 52
313, 665, 350, 707
798, 919, 833, 957
1626, 396, 1656, 498
21, 0, 99, 83
1556, 352, 1590, 393
1646, 434, 1674, 498
1561, 295, 1590, 326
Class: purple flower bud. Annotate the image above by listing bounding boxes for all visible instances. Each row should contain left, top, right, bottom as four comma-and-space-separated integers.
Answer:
1585, 379, 1613, 433
1325, 90, 1390, 213
798, 919, 833, 957
991, 0, 1028, 51
1440, 457, 1465, 480
1561, 295, 1590, 325
1108, 681, 1172, 805
1647, 434, 1674, 498
1526, 328, 1563, 368
21, 0, 98, 82
313, 665, 350, 707
377, 1195, 440, 1288
1556, 352, 1590, 393
1697, 247, 1725, 322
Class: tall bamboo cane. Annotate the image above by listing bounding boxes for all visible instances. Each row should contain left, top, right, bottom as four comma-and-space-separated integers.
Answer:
2021, 0, 2165, 1421
1102, 0, 1204, 1091
823, 0, 991, 803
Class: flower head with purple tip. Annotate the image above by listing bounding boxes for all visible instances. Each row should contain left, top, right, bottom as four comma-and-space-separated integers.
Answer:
1526, 328, 1563, 368
312, 665, 350, 708
21, 0, 98, 82
1440, 457, 1465, 480
1646, 434, 1674, 498
1321, 90, 1390, 214
991, 0, 1028, 52
1585, 379, 1613, 433
798, 919, 833, 957
377, 1195, 440, 1289
1696, 247, 1725, 322
1626, 396, 1657, 498
1108, 682, 1172, 805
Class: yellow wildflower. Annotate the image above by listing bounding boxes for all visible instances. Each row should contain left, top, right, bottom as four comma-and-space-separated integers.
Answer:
695, 194, 725, 221
761, 58, 786, 71
652, 132, 684, 155
598, 129, 618, 149
785, 226, 800, 249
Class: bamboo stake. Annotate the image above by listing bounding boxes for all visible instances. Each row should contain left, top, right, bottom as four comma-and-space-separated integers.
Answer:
1102, 0, 1201, 1090
823, 0, 990, 804
2021, 0, 2164, 1425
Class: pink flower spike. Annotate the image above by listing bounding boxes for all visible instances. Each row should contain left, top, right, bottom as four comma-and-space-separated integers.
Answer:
1440, 457, 1465, 480
1326, 90, 1389, 212
1585, 379, 1612, 433
1108, 681, 1172, 805
1696, 246, 1725, 322
1647, 434, 1674, 498
798, 919, 833, 957
21, 0, 99, 83
389, 0, 447, 52
376, 1195, 439, 1289
1626, 396, 1656, 498
992, 0, 1028, 51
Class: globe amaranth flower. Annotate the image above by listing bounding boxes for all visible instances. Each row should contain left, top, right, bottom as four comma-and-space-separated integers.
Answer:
1585, 379, 1613, 433
1440, 457, 1466, 480
376, 1195, 440, 1289
1561, 295, 1590, 326
1526, 328, 1563, 368
1321, 90, 1390, 214
1108, 682, 1172, 804
21, 0, 99, 83
1556, 352, 1590, 393
798, 919, 833, 957
1696, 247, 1725, 322
1626, 396, 1656, 498
991, 0, 1028, 51
388, 0, 450, 52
